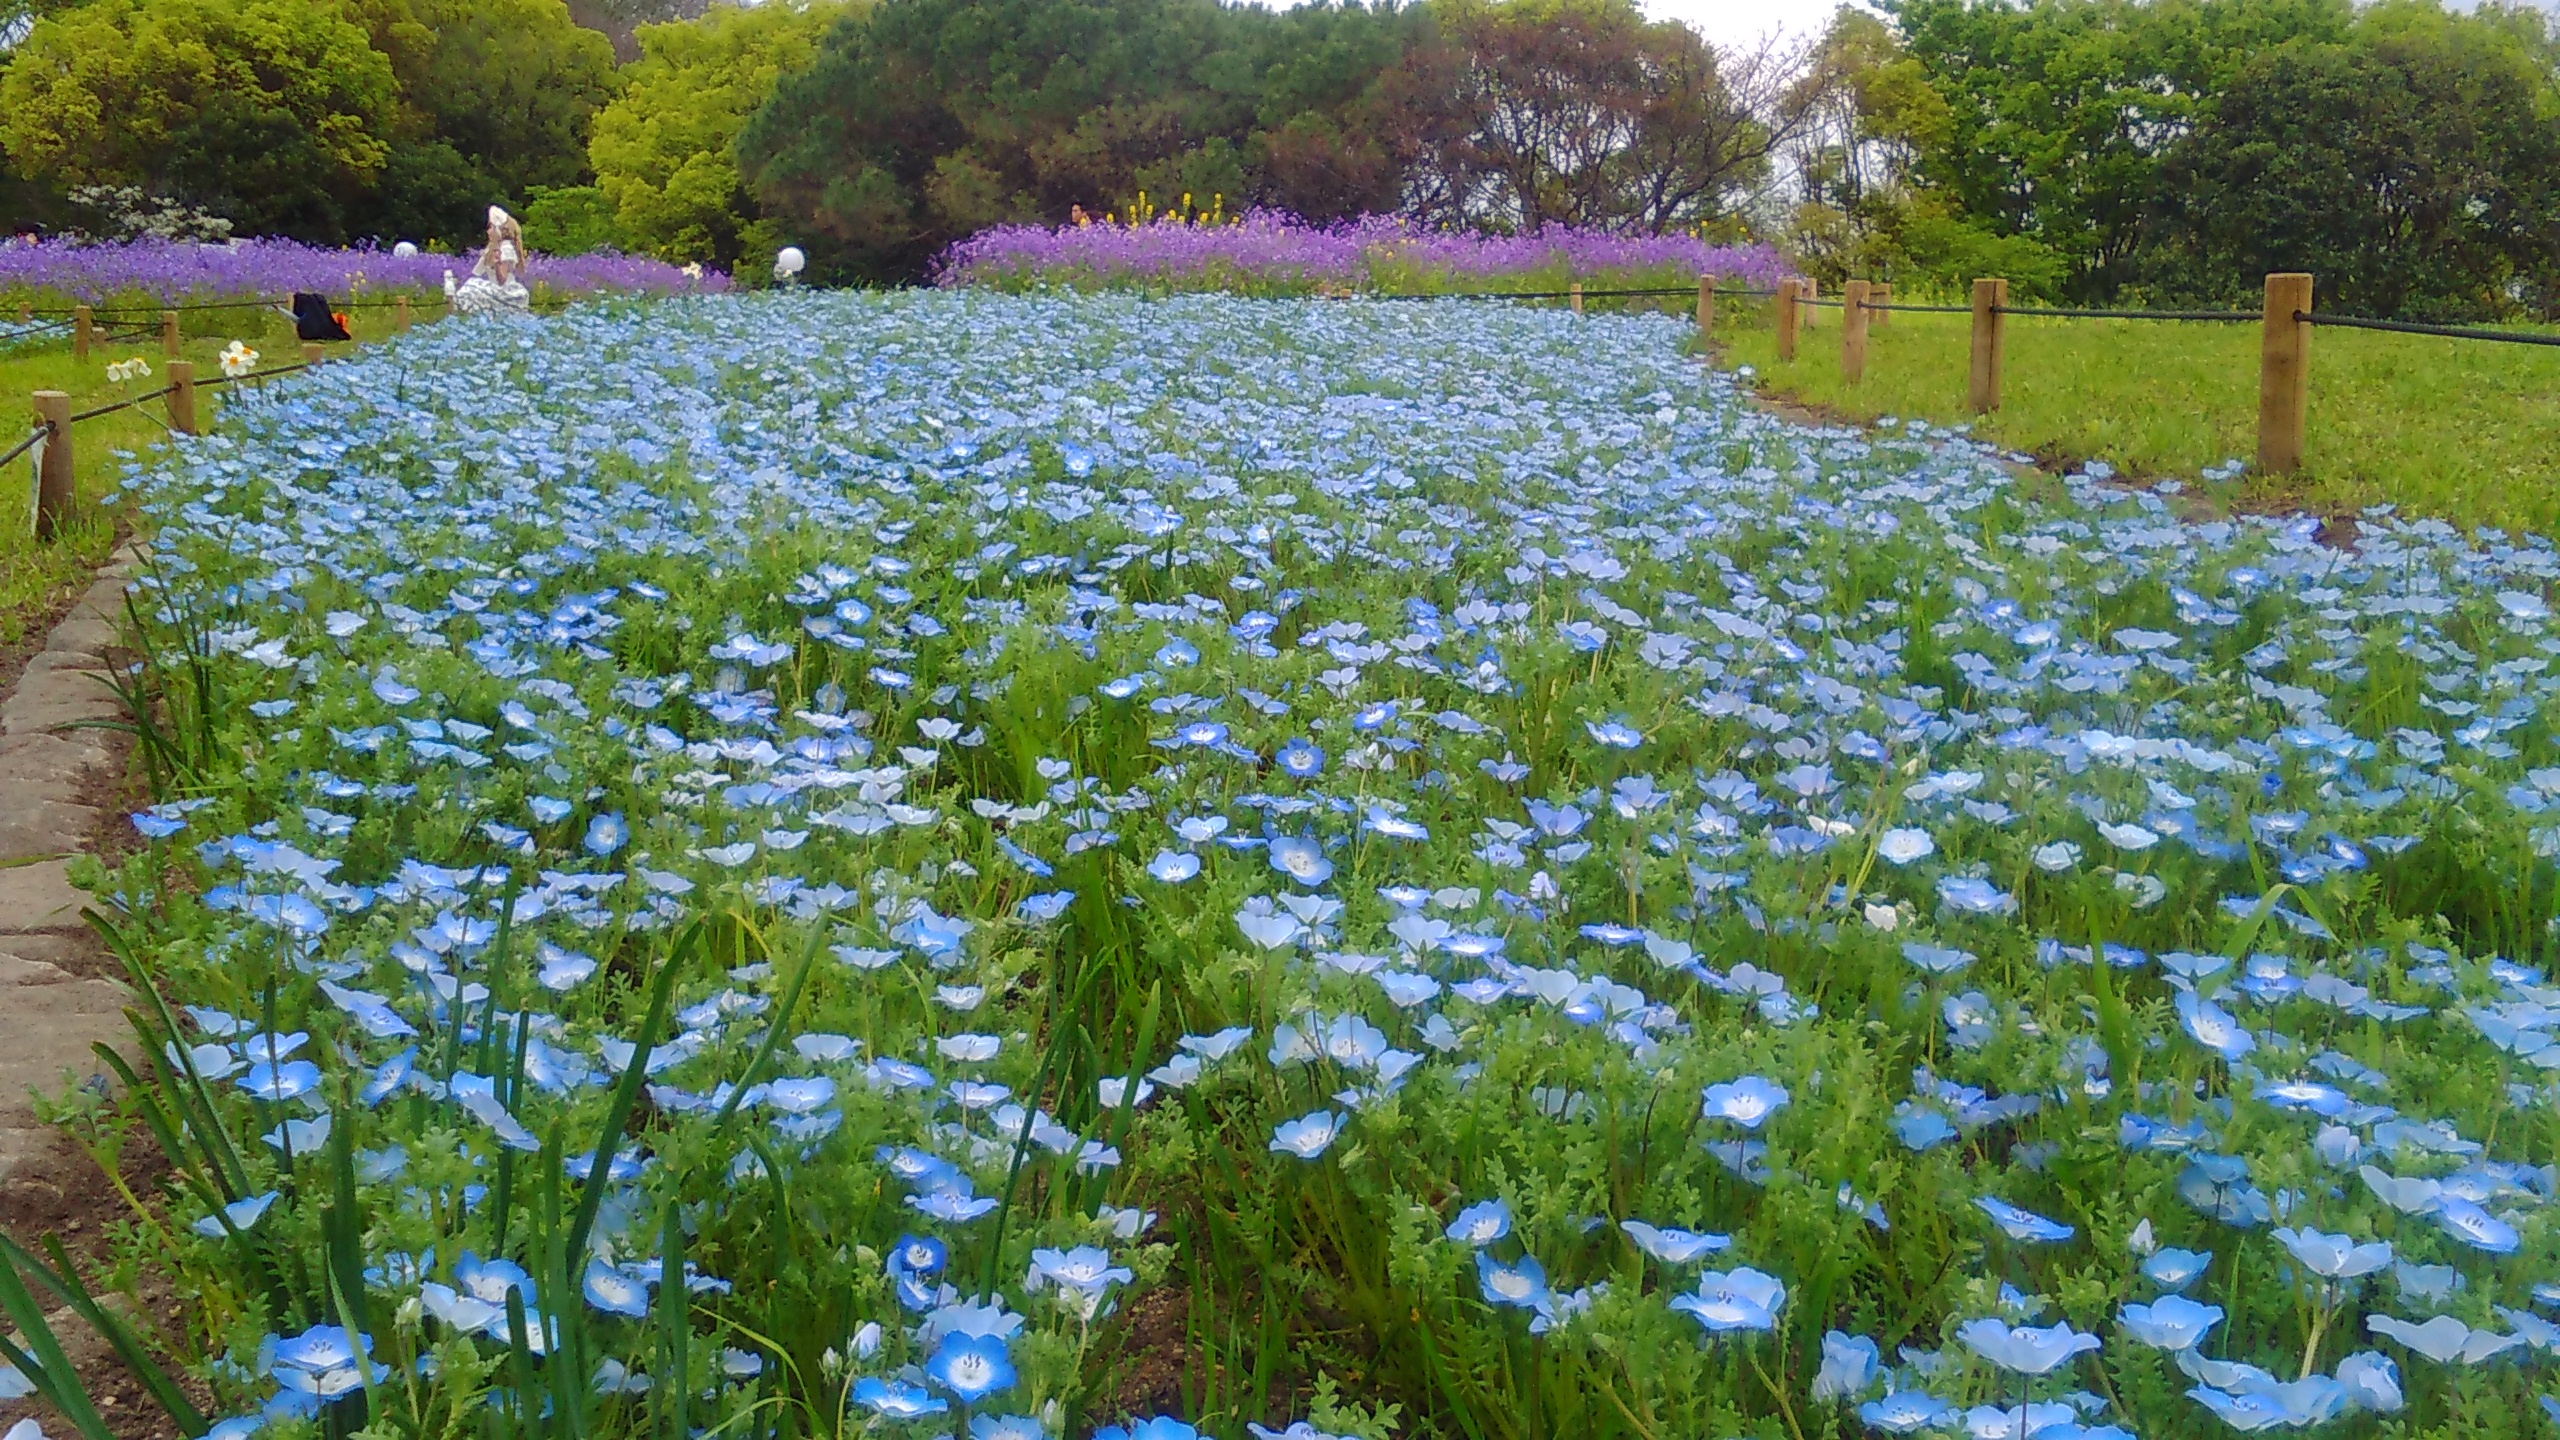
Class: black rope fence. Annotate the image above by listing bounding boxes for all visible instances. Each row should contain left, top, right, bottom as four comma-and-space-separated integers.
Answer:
0, 425, 45, 471
2303, 311, 2560, 348
1994, 305, 2258, 322
1356, 284, 1779, 303
199, 362, 312, 387
68, 386, 177, 425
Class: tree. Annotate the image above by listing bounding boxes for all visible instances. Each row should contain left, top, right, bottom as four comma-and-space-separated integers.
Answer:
1397, 0, 1790, 232
1882, 0, 2355, 300
351, 0, 620, 245
587, 0, 852, 269
0, 0, 397, 241
2149, 8, 2560, 318
738, 0, 1421, 280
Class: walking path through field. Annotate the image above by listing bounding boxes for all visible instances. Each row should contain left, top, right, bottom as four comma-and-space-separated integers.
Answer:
0, 551, 139, 1215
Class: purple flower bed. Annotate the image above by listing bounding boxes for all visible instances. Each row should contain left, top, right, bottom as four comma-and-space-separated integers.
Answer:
0, 237, 728, 307
936, 210, 1791, 294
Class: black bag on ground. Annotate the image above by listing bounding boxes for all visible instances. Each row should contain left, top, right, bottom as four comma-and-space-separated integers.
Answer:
293, 293, 350, 341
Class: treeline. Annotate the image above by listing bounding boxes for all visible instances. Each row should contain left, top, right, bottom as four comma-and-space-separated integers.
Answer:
1806, 0, 2560, 316
3, 0, 2555, 317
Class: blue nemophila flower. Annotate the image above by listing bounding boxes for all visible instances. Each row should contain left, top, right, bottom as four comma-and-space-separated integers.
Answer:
2119, 1295, 2223, 1351
1876, 827, 1935, 865
1935, 875, 2015, 916
1811, 1330, 1881, 1400
1956, 1318, 2100, 1374
1276, 738, 1325, 777
582, 1261, 651, 1318
889, 1234, 947, 1280
1859, 1391, 1955, 1433
924, 1333, 1015, 1404
1700, 1076, 1789, 1129
2435, 1196, 2521, 1254
1621, 1221, 1731, 1264
1669, 1267, 1786, 1333
1585, 718, 1642, 749
1146, 850, 1200, 883
192, 1189, 280, 1238
2176, 990, 2256, 1062
2143, 1247, 2214, 1291
1901, 941, 1975, 974
2364, 1313, 2523, 1364
1094, 1420, 1198, 1440
582, 813, 627, 856
1444, 1199, 1510, 1246
852, 1376, 947, 1419
1976, 1197, 2075, 1244
2272, 1227, 2392, 1280
1269, 1110, 1343, 1159
1267, 834, 1333, 886
1476, 1252, 1548, 1310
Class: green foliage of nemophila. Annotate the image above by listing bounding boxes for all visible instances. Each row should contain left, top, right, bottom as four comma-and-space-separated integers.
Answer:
1713, 304, 2560, 537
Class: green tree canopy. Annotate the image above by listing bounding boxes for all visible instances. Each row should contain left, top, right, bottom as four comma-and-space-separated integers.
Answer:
588, 0, 852, 269
2150, 7, 2560, 317
737, 0, 1425, 280
0, 0, 397, 239
353, 0, 620, 245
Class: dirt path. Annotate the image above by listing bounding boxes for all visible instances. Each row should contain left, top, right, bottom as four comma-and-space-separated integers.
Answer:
0, 546, 182, 1440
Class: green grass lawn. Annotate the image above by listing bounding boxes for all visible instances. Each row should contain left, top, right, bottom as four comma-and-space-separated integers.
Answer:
0, 309, 371, 650
1698, 299, 2560, 536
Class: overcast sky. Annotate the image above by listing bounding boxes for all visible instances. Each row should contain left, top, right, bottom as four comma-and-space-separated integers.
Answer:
1635, 0, 1858, 49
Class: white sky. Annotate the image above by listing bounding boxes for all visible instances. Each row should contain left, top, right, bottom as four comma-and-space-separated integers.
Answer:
1234, 0, 1858, 52
1635, 0, 1854, 50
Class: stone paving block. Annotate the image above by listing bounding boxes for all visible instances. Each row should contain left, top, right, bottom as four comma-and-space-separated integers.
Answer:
0, 732, 123, 799
0, 798, 97, 862
0, 931, 113, 976
44, 603, 118, 657
0, 951, 77, 985
0, 974, 124, 1104
0, 667, 125, 736
0, 859, 96, 933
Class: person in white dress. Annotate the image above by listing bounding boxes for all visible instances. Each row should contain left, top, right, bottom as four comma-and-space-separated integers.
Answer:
446, 206, 532, 317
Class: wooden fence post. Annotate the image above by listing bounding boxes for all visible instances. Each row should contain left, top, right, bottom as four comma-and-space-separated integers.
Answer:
167, 361, 197, 437
72, 306, 91, 361
161, 310, 180, 357
14, 302, 27, 324
1968, 277, 2008, 413
1870, 281, 1891, 329
1776, 278, 1801, 363
31, 390, 71, 540
1841, 279, 1871, 384
1569, 281, 1584, 317
396, 295, 412, 331
1695, 274, 1714, 341
2257, 272, 2313, 475
301, 341, 324, 366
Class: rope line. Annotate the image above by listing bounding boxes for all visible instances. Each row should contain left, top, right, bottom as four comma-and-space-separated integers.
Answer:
0, 425, 46, 470
197, 362, 312, 388
68, 386, 177, 424
1993, 305, 2258, 322
1352, 284, 1777, 303
1859, 301, 1973, 314
2302, 311, 2560, 347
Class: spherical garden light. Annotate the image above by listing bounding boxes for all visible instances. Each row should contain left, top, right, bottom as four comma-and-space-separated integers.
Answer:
774, 245, 806, 283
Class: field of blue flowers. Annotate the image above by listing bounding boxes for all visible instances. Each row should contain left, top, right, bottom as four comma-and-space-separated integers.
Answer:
25, 290, 2560, 1440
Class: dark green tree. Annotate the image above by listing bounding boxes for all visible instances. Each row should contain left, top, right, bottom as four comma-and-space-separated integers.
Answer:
737, 0, 1424, 281
2148, 7, 2560, 318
